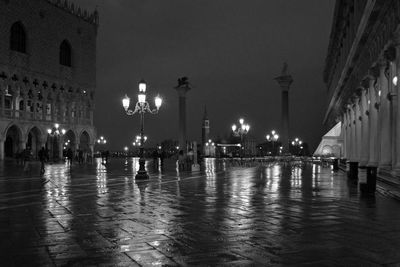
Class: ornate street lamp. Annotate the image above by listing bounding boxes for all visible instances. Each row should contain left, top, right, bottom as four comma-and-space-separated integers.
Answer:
97, 136, 107, 145
122, 79, 162, 179
205, 139, 215, 157
291, 137, 303, 156
47, 123, 66, 161
231, 118, 250, 156
266, 130, 279, 155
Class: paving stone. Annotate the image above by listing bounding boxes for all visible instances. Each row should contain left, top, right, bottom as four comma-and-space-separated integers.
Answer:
1, 158, 400, 265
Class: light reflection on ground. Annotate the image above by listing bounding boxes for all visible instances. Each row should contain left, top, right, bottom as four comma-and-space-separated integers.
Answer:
0, 158, 400, 266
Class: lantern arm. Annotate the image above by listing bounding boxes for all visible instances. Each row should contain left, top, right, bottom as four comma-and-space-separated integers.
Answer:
144, 102, 159, 114
126, 102, 141, 115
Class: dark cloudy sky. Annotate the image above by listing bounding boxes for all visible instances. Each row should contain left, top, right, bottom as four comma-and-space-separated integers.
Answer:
72, 0, 335, 152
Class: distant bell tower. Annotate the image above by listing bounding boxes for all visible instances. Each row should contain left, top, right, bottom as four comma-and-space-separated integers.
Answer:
202, 106, 210, 147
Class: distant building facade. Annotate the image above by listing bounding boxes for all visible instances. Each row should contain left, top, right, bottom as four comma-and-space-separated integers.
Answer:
323, 0, 400, 183
201, 106, 216, 157
0, 0, 98, 159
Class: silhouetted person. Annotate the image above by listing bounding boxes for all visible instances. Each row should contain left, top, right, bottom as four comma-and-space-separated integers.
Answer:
38, 147, 46, 174
152, 150, 159, 167
78, 149, 83, 165
67, 148, 73, 166
104, 150, 110, 164
178, 150, 185, 170
160, 150, 166, 166
23, 147, 32, 171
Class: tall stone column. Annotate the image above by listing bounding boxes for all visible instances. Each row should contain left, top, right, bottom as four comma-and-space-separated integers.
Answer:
393, 37, 400, 173
359, 85, 370, 166
346, 110, 352, 161
355, 96, 362, 162
367, 75, 379, 167
364, 73, 379, 194
342, 113, 348, 159
174, 77, 191, 151
378, 58, 392, 169
0, 138, 4, 160
348, 104, 358, 180
274, 63, 293, 153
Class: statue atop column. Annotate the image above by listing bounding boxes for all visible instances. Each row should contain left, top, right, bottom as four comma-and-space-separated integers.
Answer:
174, 76, 192, 151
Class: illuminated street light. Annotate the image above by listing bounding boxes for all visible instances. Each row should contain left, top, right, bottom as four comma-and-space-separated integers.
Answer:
266, 130, 279, 155
47, 123, 66, 162
205, 139, 216, 157
97, 136, 107, 144
122, 79, 163, 179
291, 137, 303, 156
232, 118, 250, 157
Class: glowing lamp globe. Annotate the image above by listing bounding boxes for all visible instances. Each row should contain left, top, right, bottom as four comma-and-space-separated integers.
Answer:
138, 93, 146, 103
155, 95, 162, 109
122, 95, 130, 110
139, 80, 147, 93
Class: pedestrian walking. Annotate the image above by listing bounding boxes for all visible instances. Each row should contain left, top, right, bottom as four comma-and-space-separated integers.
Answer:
78, 149, 83, 165
38, 147, 46, 174
23, 147, 32, 172
178, 150, 185, 170
67, 148, 73, 166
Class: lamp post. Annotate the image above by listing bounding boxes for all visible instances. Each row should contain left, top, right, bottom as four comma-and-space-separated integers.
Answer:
97, 136, 107, 153
231, 118, 250, 157
97, 136, 107, 162
132, 135, 147, 157
47, 123, 66, 162
266, 130, 279, 156
122, 79, 162, 179
291, 137, 303, 156
205, 139, 215, 157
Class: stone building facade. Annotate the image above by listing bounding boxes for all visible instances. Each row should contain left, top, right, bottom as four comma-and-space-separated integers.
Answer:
0, 0, 98, 160
323, 0, 400, 190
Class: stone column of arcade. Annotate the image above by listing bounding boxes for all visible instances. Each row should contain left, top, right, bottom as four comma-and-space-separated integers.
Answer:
367, 74, 379, 194
345, 110, 352, 173
342, 113, 348, 160
348, 103, 358, 180
0, 138, 4, 160
359, 85, 370, 190
355, 94, 365, 183
378, 58, 392, 170
274, 63, 293, 153
385, 46, 398, 171
394, 36, 400, 175
174, 77, 191, 152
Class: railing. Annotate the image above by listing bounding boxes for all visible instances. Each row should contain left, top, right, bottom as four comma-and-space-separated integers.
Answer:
0, 109, 92, 125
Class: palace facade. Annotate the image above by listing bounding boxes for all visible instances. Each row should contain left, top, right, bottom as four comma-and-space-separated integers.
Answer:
0, 0, 98, 159
324, 0, 400, 189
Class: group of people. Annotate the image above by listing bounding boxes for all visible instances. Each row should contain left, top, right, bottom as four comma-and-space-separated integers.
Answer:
152, 149, 167, 167
177, 149, 201, 170
15, 146, 92, 174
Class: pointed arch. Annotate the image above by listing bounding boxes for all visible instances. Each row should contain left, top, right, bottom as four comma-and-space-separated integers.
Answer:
4, 124, 23, 157
26, 126, 43, 159
79, 130, 90, 152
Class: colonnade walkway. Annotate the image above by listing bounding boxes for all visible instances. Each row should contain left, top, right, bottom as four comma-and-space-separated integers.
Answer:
1, 158, 400, 266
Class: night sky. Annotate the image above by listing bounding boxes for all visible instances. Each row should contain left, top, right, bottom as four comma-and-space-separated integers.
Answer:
71, 0, 335, 152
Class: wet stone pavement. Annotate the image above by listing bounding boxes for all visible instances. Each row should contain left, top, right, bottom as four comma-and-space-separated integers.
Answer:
1, 158, 400, 266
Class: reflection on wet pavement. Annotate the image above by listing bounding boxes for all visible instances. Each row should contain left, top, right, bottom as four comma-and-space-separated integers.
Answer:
1, 157, 400, 266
